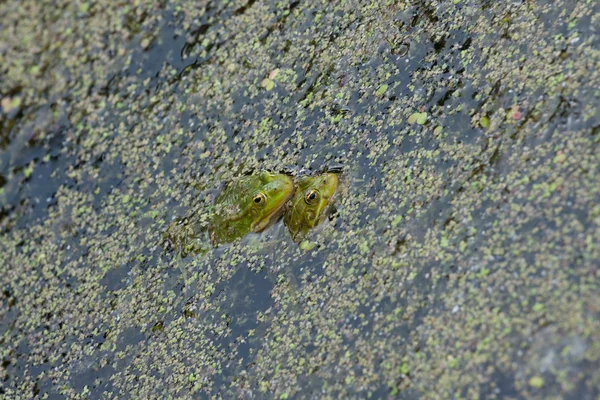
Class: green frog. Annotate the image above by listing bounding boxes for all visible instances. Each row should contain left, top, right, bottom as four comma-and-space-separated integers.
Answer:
284, 172, 339, 242
209, 171, 295, 245
165, 171, 295, 256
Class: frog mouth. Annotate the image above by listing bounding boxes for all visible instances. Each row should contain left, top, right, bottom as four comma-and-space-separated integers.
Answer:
251, 185, 295, 232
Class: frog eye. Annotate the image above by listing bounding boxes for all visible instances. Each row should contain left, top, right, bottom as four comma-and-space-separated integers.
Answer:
304, 189, 320, 205
253, 192, 267, 207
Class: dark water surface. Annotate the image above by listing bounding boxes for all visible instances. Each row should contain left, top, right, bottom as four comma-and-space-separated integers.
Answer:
1, 0, 599, 398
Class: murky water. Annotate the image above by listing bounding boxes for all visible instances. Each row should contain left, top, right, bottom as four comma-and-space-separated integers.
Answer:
1, 0, 599, 398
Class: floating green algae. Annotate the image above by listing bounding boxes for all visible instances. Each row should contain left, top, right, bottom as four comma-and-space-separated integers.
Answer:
0, 0, 599, 399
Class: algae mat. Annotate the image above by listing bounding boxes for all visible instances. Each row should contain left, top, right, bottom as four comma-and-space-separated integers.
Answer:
1, 0, 599, 398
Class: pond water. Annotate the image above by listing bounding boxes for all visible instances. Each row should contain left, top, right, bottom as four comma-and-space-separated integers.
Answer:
1, 0, 599, 398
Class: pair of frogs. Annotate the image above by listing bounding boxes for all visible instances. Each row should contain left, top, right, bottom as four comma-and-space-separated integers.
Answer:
166, 171, 338, 256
